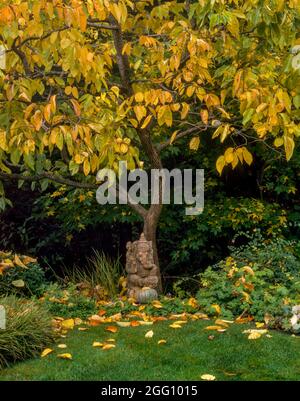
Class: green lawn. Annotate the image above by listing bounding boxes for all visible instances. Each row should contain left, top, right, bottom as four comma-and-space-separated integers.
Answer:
0, 320, 299, 381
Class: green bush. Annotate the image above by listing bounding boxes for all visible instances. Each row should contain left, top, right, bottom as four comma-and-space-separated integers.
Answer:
0, 252, 47, 297
0, 296, 55, 369
196, 236, 300, 330
41, 283, 98, 319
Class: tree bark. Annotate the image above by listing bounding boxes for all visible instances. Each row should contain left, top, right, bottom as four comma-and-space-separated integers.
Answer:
143, 203, 163, 292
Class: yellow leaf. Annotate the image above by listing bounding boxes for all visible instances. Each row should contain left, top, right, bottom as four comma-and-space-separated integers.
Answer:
70, 99, 81, 116
215, 319, 229, 328
242, 148, 253, 166
283, 135, 295, 161
78, 327, 88, 331
169, 323, 182, 329
116, 322, 131, 327
216, 156, 225, 175
274, 137, 283, 147
93, 342, 104, 348
14, 254, 27, 269
61, 319, 75, 330
181, 103, 190, 119
102, 344, 116, 350
170, 130, 178, 145
141, 115, 152, 129
255, 322, 265, 328
212, 304, 221, 314
57, 344, 67, 349
135, 92, 144, 102
187, 297, 198, 308
158, 340, 167, 345
205, 325, 224, 331
152, 300, 163, 309
201, 374, 216, 381
137, 321, 153, 326
41, 348, 53, 358
200, 109, 209, 125
32, 110, 43, 131
134, 105, 147, 122
105, 326, 118, 333
44, 104, 52, 123
248, 332, 262, 340
189, 136, 200, 151
224, 147, 234, 163
50, 95, 57, 113
83, 159, 90, 176
145, 330, 154, 338
57, 353, 72, 360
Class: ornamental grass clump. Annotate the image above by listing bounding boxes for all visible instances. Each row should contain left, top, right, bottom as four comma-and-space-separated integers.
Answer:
0, 296, 55, 369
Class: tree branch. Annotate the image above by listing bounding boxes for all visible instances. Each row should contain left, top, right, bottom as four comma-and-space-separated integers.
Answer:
0, 171, 148, 218
157, 125, 207, 151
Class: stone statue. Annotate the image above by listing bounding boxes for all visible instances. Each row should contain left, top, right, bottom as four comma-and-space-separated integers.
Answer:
126, 233, 159, 298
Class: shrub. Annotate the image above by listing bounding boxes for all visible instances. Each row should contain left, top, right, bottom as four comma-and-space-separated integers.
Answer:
196, 236, 300, 328
0, 251, 47, 297
41, 283, 98, 319
64, 250, 123, 299
0, 296, 55, 369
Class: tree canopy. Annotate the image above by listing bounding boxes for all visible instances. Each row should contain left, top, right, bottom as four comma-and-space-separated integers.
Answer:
0, 1, 299, 283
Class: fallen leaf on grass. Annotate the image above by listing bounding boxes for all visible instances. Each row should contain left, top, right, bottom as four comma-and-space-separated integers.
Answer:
78, 327, 88, 331
266, 334, 272, 338
243, 329, 268, 335
138, 321, 153, 326
41, 348, 53, 358
204, 325, 224, 331
224, 372, 237, 377
102, 344, 116, 350
145, 330, 154, 338
107, 339, 116, 342
255, 322, 265, 328
169, 323, 182, 329
215, 319, 229, 327
74, 318, 83, 325
130, 321, 141, 327
173, 320, 187, 325
201, 374, 216, 381
152, 300, 163, 309
105, 326, 118, 333
57, 353, 72, 360
93, 342, 104, 348
98, 309, 106, 316
89, 315, 103, 326
61, 319, 74, 330
217, 329, 227, 333
158, 340, 167, 345
248, 332, 262, 340
57, 344, 67, 349
117, 322, 131, 327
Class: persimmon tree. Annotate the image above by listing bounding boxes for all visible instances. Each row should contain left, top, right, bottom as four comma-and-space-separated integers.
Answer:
0, 0, 299, 289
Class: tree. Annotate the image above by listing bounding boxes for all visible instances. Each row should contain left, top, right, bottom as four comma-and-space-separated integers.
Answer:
0, 0, 299, 290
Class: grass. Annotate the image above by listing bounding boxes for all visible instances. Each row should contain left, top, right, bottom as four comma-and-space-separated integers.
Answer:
0, 296, 55, 369
0, 320, 299, 381
63, 250, 123, 298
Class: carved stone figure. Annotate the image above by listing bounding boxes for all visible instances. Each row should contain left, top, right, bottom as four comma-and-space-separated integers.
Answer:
126, 233, 159, 299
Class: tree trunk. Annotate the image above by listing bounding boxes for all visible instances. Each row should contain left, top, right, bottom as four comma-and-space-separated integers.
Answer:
143, 203, 163, 293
